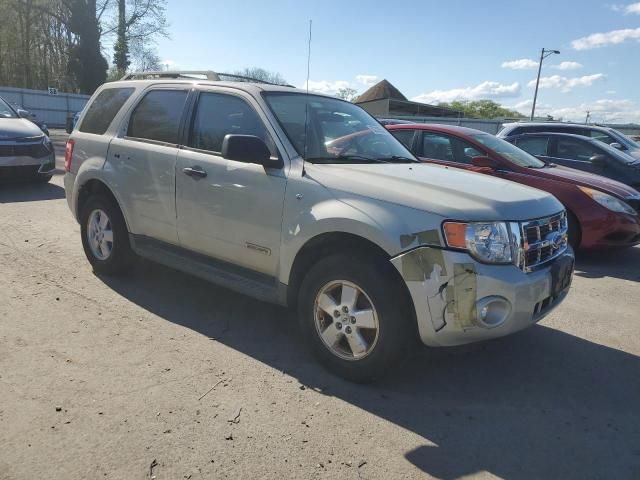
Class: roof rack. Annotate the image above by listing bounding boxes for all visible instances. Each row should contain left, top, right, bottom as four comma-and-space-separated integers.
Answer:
120, 70, 292, 87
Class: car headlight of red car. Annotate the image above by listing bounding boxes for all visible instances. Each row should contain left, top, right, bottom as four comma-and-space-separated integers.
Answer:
578, 186, 637, 216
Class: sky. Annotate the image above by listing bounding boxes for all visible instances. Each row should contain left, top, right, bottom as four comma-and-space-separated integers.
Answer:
155, 0, 640, 123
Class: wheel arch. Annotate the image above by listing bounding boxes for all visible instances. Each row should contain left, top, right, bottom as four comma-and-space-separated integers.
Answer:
76, 178, 130, 232
285, 232, 417, 327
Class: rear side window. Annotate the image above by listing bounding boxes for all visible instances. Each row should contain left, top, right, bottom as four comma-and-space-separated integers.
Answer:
516, 136, 549, 156
127, 90, 188, 144
79, 88, 134, 135
189, 92, 275, 155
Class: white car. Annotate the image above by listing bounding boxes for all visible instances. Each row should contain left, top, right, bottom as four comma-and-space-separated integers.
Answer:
64, 71, 574, 381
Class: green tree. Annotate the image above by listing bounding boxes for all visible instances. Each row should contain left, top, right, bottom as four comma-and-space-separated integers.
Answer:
438, 100, 525, 119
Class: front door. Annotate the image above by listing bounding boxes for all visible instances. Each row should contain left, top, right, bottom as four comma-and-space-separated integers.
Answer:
175, 89, 287, 276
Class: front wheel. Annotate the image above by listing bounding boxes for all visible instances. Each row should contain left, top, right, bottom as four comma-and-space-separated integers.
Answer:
298, 254, 414, 382
80, 194, 136, 275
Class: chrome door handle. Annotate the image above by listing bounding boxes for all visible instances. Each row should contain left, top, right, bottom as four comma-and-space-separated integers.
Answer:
183, 166, 207, 178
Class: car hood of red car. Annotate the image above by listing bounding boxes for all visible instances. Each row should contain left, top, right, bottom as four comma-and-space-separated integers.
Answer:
524, 164, 639, 198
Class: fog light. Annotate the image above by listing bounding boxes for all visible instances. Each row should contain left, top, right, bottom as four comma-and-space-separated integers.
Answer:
475, 296, 511, 328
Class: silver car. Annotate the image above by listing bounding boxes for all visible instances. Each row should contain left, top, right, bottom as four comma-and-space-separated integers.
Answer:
64, 71, 574, 382
0, 96, 55, 183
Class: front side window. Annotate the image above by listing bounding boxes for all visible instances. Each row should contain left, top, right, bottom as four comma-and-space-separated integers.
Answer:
263, 93, 416, 164
0, 97, 18, 118
80, 87, 134, 135
390, 129, 417, 149
189, 92, 275, 155
472, 133, 546, 168
127, 90, 188, 144
589, 129, 622, 147
555, 138, 602, 162
421, 133, 455, 162
515, 136, 550, 156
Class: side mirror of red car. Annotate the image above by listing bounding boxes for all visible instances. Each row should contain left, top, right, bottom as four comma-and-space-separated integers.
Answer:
471, 156, 499, 169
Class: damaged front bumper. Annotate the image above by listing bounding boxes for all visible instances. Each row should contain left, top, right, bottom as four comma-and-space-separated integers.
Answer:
391, 246, 574, 347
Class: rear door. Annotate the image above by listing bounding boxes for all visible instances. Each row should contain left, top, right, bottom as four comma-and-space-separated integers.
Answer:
107, 87, 189, 245
175, 88, 287, 276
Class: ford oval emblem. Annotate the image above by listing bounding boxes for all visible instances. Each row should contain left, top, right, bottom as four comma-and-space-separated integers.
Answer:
546, 231, 563, 249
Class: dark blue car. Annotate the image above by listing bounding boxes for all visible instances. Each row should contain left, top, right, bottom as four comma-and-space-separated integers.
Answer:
504, 132, 640, 191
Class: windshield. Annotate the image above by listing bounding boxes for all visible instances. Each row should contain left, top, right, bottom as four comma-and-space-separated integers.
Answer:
0, 97, 18, 118
607, 128, 640, 150
472, 134, 546, 168
263, 92, 417, 164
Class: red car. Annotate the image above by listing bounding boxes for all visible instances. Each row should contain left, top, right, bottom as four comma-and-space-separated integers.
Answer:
384, 124, 640, 250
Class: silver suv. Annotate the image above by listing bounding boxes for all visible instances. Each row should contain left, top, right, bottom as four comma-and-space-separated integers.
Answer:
64, 71, 574, 381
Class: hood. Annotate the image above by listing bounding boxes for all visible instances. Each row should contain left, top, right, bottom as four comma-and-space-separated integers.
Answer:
0, 118, 45, 141
305, 162, 563, 222
532, 164, 639, 199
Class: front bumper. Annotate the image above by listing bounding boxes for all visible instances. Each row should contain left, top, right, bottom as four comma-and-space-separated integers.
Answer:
0, 152, 56, 180
580, 211, 640, 249
391, 247, 574, 347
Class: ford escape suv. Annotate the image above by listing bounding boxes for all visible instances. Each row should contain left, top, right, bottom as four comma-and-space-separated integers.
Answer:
64, 71, 574, 382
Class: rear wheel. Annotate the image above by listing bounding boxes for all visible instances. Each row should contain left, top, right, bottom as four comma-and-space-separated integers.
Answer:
298, 254, 413, 382
80, 194, 136, 275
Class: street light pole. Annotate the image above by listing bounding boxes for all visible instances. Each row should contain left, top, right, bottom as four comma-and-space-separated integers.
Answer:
530, 48, 560, 121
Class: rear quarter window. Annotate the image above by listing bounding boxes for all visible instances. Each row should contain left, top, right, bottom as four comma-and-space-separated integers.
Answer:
79, 87, 134, 135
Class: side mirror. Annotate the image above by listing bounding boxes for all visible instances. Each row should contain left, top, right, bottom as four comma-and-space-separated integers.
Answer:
17, 109, 30, 119
590, 154, 607, 167
221, 134, 281, 168
610, 142, 623, 150
471, 156, 500, 169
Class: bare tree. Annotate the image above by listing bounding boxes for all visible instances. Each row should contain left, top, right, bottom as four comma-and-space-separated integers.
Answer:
231, 67, 287, 85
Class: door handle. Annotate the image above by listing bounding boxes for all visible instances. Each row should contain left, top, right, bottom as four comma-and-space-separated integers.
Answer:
183, 166, 207, 178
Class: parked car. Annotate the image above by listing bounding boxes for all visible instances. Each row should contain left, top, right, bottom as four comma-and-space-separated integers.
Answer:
386, 124, 640, 250
0, 95, 56, 183
503, 132, 640, 191
64, 72, 573, 382
498, 122, 640, 161
12, 103, 50, 137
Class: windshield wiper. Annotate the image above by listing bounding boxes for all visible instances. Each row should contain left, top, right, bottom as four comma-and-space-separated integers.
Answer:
379, 155, 419, 163
306, 155, 389, 164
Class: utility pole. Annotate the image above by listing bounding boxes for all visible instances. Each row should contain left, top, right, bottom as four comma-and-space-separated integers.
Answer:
585, 111, 591, 124
531, 48, 560, 121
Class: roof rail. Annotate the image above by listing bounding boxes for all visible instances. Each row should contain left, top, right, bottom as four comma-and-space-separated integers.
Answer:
120, 70, 293, 87
120, 70, 221, 81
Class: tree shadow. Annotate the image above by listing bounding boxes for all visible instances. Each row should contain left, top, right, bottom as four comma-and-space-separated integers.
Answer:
99, 259, 640, 479
575, 246, 640, 282
0, 181, 65, 203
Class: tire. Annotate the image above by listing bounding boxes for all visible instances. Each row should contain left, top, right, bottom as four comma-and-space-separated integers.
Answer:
567, 210, 581, 249
298, 254, 414, 383
80, 194, 136, 275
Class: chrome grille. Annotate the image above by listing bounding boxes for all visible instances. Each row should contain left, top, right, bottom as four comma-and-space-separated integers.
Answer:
519, 211, 568, 272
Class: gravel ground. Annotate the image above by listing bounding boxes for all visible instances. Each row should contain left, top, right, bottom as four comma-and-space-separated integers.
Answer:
1, 130, 639, 479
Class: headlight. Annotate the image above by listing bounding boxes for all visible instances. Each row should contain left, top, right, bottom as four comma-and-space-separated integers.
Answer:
443, 221, 513, 264
578, 186, 637, 215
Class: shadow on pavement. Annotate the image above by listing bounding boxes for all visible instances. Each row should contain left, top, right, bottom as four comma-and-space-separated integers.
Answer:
575, 246, 640, 282
0, 181, 65, 203
99, 259, 640, 479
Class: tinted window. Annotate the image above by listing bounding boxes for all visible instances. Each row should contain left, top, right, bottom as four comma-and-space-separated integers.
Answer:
422, 133, 483, 164
556, 138, 602, 161
390, 129, 417, 149
80, 88, 134, 135
127, 90, 188, 144
588, 129, 619, 146
189, 93, 275, 155
516, 136, 549, 156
